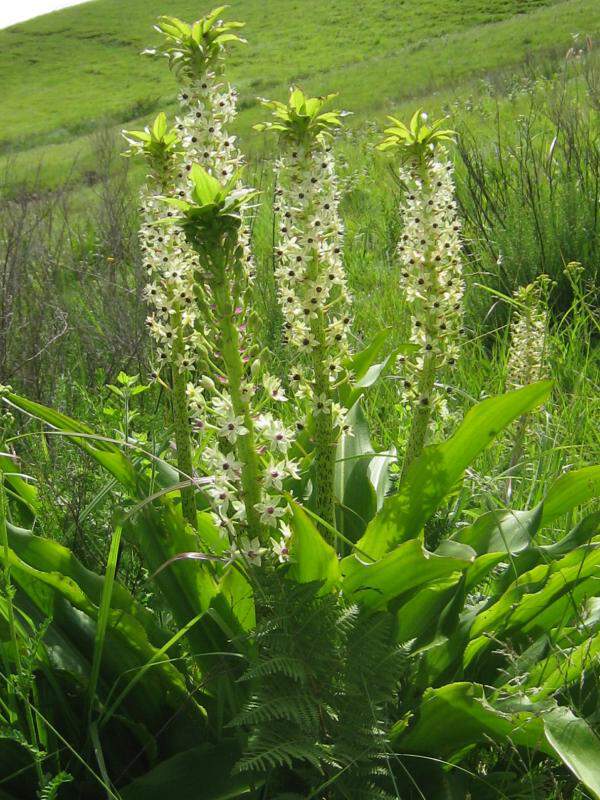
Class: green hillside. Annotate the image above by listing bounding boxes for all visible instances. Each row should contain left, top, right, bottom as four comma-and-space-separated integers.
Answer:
1, 0, 599, 186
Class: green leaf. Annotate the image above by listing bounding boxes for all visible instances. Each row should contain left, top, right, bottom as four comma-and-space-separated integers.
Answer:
543, 510, 600, 557
190, 163, 224, 205
526, 630, 600, 698
344, 329, 390, 382
393, 575, 465, 645
287, 503, 340, 590
6, 392, 138, 493
491, 510, 600, 593
123, 504, 242, 675
0, 453, 38, 515
368, 444, 396, 511
334, 402, 377, 540
217, 566, 255, 632
152, 111, 167, 139
465, 544, 600, 671
393, 682, 547, 755
342, 538, 473, 611
6, 523, 164, 643
393, 682, 600, 794
357, 382, 552, 559
341, 333, 416, 408
88, 523, 123, 717
544, 707, 600, 799
2, 529, 200, 729
540, 466, 600, 525
455, 505, 542, 556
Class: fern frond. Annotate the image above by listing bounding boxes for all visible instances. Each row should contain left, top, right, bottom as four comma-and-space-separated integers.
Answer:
238, 655, 307, 683
39, 772, 73, 800
232, 695, 319, 727
236, 726, 325, 772
233, 571, 407, 798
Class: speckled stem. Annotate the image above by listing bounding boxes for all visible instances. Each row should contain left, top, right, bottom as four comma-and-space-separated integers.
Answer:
171, 334, 197, 528
311, 312, 336, 533
400, 351, 436, 481
212, 277, 264, 539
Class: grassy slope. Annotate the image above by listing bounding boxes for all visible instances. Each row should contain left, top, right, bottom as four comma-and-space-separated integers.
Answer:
1, 0, 599, 186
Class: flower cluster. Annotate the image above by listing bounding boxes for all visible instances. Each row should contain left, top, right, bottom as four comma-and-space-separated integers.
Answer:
395, 153, 464, 415
275, 145, 351, 385
152, 12, 255, 328
146, 11, 295, 553
124, 115, 202, 373
186, 372, 298, 545
506, 276, 550, 389
259, 89, 352, 433
380, 112, 464, 418
257, 88, 353, 529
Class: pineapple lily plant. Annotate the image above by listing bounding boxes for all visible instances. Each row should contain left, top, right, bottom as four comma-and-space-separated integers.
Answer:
1, 8, 600, 800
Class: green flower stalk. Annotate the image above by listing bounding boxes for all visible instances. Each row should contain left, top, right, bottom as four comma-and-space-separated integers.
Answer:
256, 88, 352, 531
166, 166, 294, 540
123, 114, 198, 526
378, 111, 464, 479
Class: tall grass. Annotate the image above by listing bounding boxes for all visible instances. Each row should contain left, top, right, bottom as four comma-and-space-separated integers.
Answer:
456, 52, 599, 316
0, 131, 147, 403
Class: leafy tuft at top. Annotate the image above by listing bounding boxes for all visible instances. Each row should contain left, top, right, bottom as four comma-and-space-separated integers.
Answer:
161, 164, 258, 253
255, 86, 347, 145
122, 112, 180, 168
146, 6, 246, 80
377, 109, 456, 162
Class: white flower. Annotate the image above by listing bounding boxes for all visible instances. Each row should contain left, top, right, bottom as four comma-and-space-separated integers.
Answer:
264, 460, 286, 491
218, 414, 248, 444
239, 536, 265, 566
271, 536, 291, 563
211, 393, 233, 417
217, 454, 243, 480
208, 482, 234, 512
331, 402, 350, 432
230, 499, 247, 522
213, 512, 234, 538
255, 500, 289, 527
181, 309, 196, 328
314, 394, 331, 416
295, 382, 312, 401
279, 521, 293, 540
284, 459, 300, 482
264, 458, 299, 491
297, 332, 318, 353
263, 374, 287, 402
261, 419, 294, 453
186, 383, 205, 407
